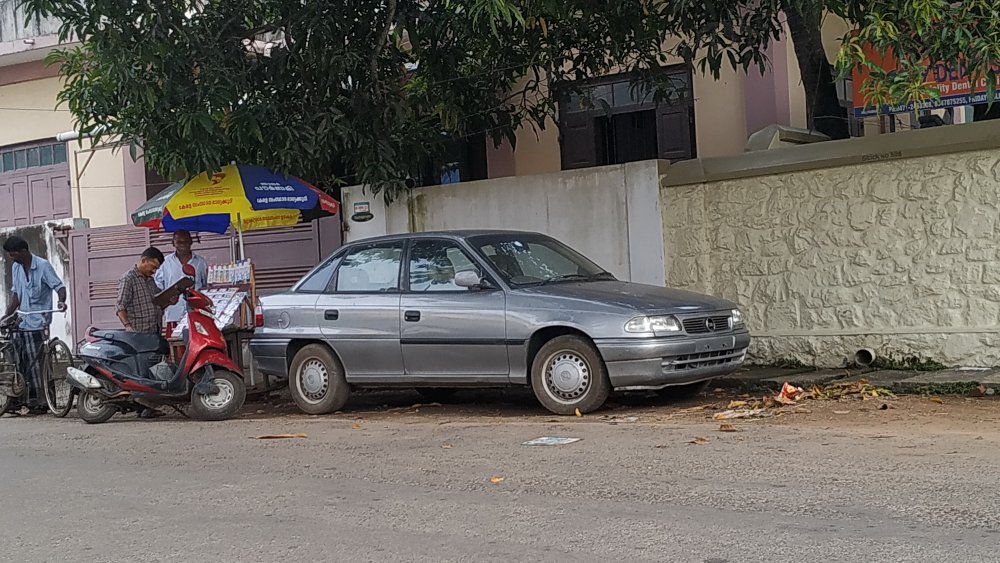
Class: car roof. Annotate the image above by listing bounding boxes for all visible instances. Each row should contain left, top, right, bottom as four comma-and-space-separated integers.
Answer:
347, 230, 545, 245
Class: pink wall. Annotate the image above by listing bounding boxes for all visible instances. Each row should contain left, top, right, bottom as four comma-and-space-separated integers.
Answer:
486, 138, 516, 178
743, 38, 793, 135
0, 60, 59, 87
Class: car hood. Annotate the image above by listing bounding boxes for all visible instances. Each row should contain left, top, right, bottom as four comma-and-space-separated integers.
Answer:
515, 281, 737, 314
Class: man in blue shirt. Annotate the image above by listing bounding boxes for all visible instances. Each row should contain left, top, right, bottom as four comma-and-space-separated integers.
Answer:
3, 236, 67, 413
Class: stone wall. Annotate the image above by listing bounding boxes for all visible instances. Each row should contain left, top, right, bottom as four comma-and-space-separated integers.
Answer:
663, 147, 1000, 367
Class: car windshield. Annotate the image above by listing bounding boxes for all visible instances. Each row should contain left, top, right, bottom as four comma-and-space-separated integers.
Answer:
469, 234, 614, 286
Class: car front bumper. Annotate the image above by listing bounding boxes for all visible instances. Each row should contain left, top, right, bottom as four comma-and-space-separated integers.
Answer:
595, 330, 751, 390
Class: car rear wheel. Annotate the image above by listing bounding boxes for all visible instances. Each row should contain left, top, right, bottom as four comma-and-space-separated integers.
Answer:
289, 344, 350, 415
530, 335, 610, 415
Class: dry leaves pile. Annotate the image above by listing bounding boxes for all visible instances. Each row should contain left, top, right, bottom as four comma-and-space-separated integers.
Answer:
712, 380, 895, 421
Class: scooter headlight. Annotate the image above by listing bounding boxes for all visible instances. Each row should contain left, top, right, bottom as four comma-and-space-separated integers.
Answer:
67, 366, 102, 389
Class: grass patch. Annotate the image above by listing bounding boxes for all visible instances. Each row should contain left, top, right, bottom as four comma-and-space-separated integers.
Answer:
871, 354, 946, 372
908, 382, 980, 396
747, 358, 815, 370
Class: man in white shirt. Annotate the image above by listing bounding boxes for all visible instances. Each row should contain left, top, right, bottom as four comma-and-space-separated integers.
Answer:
154, 230, 208, 335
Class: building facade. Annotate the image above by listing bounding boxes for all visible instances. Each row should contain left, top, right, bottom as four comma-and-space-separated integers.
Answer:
0, 0, 150, 229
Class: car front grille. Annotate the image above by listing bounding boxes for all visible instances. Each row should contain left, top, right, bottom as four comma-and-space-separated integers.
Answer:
681, 315, 732, 334
662, 348, 747, 372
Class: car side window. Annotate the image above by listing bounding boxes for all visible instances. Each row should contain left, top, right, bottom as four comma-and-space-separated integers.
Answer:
334, 243, 404, 293
408, 240, 482, 292
296, 256, 342, 293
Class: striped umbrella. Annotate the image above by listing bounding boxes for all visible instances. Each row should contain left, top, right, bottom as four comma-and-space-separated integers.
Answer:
131, 164, 340, 235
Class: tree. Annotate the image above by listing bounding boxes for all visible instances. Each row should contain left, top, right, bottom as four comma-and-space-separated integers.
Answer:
836, 1, 1000, 115
20, 0, 1000, 201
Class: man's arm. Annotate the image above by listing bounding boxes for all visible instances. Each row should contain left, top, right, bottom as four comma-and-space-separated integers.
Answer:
40, 262, 68, 311
3, 292, 19, 320
116, 276, 134, 331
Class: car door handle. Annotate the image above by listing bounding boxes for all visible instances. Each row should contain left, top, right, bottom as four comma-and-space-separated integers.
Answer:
404, 311, 421, 322
324, 310, 339, 321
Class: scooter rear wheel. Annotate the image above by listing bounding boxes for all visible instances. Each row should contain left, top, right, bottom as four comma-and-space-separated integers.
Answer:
77, 391, 116, 424
190, 370, 246, 421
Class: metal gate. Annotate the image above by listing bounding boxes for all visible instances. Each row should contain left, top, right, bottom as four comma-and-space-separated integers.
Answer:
68, 216, 341, 343
0, 163, 72, 227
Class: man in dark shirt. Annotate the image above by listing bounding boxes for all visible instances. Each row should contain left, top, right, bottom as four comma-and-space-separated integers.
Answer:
117, 247, 173, 334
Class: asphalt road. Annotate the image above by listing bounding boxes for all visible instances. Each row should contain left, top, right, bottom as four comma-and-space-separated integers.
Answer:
2, 390, 999, 563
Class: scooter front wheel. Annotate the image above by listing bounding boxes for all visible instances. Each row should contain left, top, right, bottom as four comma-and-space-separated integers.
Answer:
77, 391, 116, 424
190, 370, 246, 421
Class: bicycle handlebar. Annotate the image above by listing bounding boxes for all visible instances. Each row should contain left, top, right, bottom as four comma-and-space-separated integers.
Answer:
15, 309, 65, 315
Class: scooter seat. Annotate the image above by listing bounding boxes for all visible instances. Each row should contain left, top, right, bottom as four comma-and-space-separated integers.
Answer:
92, 330, 169, 355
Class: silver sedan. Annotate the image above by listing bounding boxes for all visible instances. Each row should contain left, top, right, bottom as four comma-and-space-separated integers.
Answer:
250, 230, 750, 415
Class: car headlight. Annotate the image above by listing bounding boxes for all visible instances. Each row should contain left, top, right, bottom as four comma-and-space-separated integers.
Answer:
731, 309, 744, 326
625, 315, 682, 334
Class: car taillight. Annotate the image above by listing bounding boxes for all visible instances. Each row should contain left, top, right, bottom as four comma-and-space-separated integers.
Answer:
254, 299, 264, 328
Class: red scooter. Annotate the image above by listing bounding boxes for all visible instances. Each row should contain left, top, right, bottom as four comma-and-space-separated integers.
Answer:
67, 265, 246, 423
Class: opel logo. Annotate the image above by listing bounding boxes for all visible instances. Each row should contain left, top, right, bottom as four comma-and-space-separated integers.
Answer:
705, 318, 717, 332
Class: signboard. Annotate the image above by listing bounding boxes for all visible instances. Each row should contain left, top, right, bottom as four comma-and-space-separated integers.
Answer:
351, 201, 373, 223
852, 46, 1000, 117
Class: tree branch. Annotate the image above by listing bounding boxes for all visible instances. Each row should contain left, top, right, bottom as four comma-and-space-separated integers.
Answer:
371, 0, 398, 97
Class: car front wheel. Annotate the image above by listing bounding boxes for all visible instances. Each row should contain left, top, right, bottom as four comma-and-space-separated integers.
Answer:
530, 335, 610, 415
289, 344, 350, 415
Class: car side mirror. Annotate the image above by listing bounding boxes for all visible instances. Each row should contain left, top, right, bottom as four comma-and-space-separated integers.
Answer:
455, 270, 485, 290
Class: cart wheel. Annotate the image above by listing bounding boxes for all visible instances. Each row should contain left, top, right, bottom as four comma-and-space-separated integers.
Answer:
43, 338, 75, 418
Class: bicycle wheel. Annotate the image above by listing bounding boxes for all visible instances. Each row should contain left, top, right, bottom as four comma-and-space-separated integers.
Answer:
43, 338, 75, 417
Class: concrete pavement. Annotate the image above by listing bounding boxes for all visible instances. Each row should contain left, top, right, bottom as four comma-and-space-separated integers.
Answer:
3, 393, 1000, 562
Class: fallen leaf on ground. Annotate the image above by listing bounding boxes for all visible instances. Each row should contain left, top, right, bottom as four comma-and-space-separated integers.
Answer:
253, 433, 307, 440
575, 408, 582, 417
351, 423, 361, 429
441, 444, 453, 449
489, 476, 505, 484
792, 407, 812, 414
833, 410, 850, 415
929, 397, 944, 404
677, 405, 713, 414
728, 400, 748, 409
713, 408, 768, 420
689, 436, 709, 445
719, 423, 739, 433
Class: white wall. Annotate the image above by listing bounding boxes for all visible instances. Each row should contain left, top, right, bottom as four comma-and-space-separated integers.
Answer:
342, 160, 668, 285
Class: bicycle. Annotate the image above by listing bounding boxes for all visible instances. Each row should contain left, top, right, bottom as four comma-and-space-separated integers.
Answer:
0, 309, 75, 418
